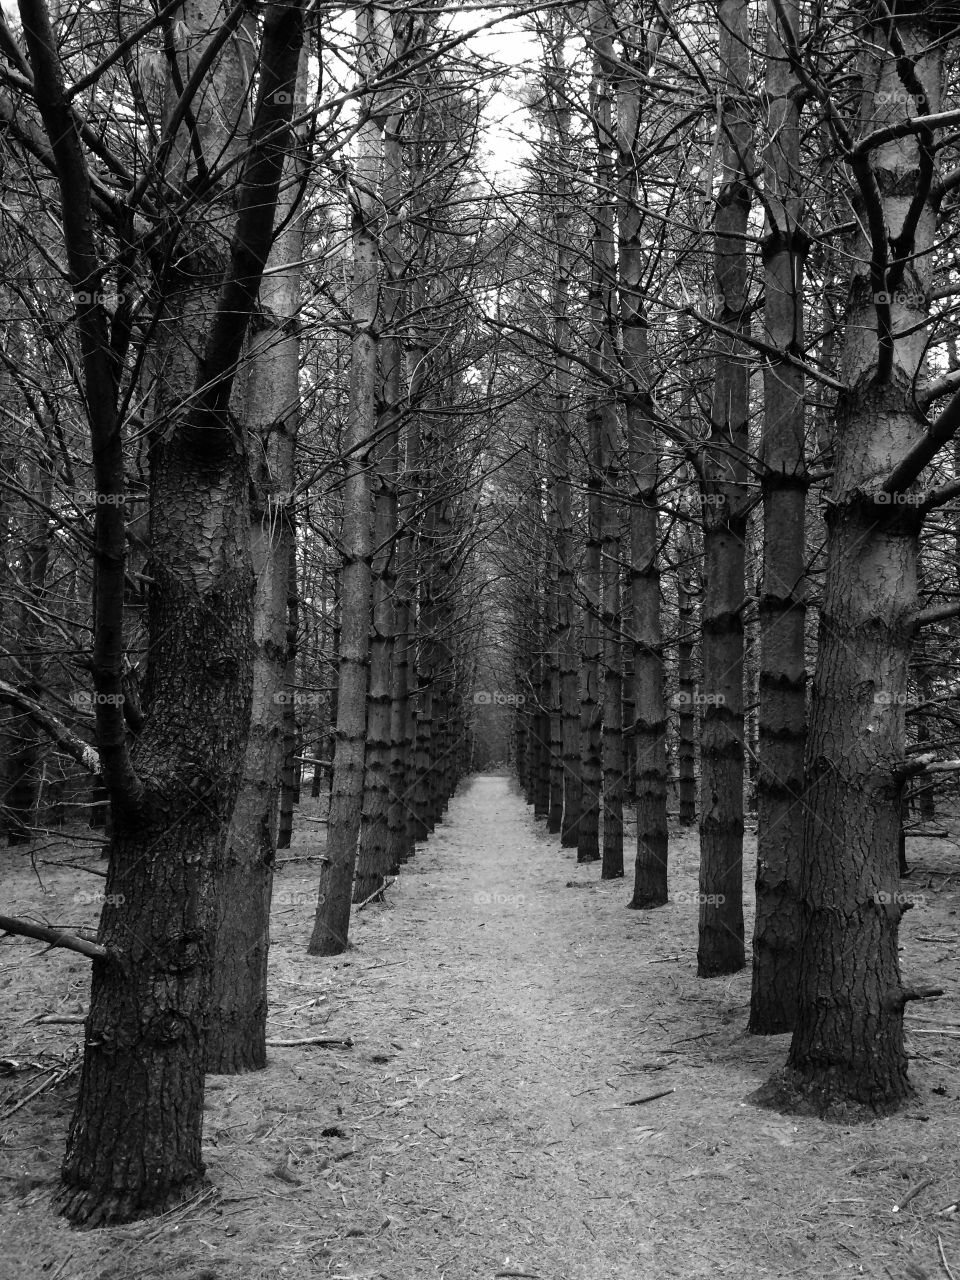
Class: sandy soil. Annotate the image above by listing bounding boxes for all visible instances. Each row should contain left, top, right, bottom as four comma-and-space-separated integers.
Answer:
1, 773, 960, 1280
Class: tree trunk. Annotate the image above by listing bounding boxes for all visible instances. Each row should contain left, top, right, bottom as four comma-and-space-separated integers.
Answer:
749, 0, 807, 1034
48, 0, 306, 1221
696, 0, 751, 978
208, 44, 308, 1072
309, 5, 390, 955
356, 43, 405, 901
676, 560, 697, 826
766, 13, 947, 1113
615, 7, 669, 906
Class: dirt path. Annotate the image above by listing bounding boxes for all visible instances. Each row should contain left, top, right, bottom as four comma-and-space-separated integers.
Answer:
2, 773, 960, 1279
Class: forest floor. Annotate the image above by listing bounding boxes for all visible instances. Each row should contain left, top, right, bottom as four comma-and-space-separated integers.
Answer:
2, 774, 960, 1280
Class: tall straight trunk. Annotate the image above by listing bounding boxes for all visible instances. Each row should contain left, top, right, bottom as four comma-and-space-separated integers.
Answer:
749, 0, 807, 1035
578, 400, 602, 864
208, 44, 308, 1071
600, 547, 624, 878
309, 5, 391, 956
768, 13, 947, 1113
325, 564, 341, 799
546, 509, 564, 833
276, 642, 298, 851
677, 561, 697, 825
533, 577, 551, 820
412, 490, 437, 838
356, 38, 405, 902
577, 25, 613, 868
696, 0, 751, 978
47, 0, 307, 1222
615, 6, 669, 906
587, 3, 623, 878
386, 410, 419, 869
550, 61, 581, 849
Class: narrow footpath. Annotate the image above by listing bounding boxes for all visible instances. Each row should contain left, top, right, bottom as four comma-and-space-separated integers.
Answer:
3, 774, 960, 1280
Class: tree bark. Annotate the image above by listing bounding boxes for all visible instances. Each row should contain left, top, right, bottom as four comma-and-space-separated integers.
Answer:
22, 0, 308, 1221
696, 0, 751, 978
749, 0, 807, 1034
208, 44, 308, 1072
768, 11, 947, 1113
309, 4, 391, 955
615, 3, 669, 907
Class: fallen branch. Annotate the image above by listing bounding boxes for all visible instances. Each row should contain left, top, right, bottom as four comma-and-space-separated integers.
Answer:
0, 914, 108, 961
265, 1035, 353, 1049
33, 1014, 85, 1025
893, 1175, 935, 1213
356, 877, 395, 913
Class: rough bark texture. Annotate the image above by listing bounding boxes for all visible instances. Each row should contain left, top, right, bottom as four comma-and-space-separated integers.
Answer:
749, 0, 807, 1034
616, 7, 669, 907
676, 562, 697, 827
767, 15, 946, 1113
208, 45, 308, 1071
696, 0, 750, 978
309, 6, 391, 955
48, 0, 306, 1222
356, 44, 405, 901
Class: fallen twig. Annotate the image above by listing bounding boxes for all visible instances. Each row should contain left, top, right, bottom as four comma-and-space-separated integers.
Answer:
625, 1088, 675, 1107
892, 1175, 935, 1213
0, 1058, 79, 1121
356, 877, 395, 913
265, 1035, 353, 1049
939, 1234, 957, 1280
33, 1014, 85, 1025
41, 860, 107, 877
